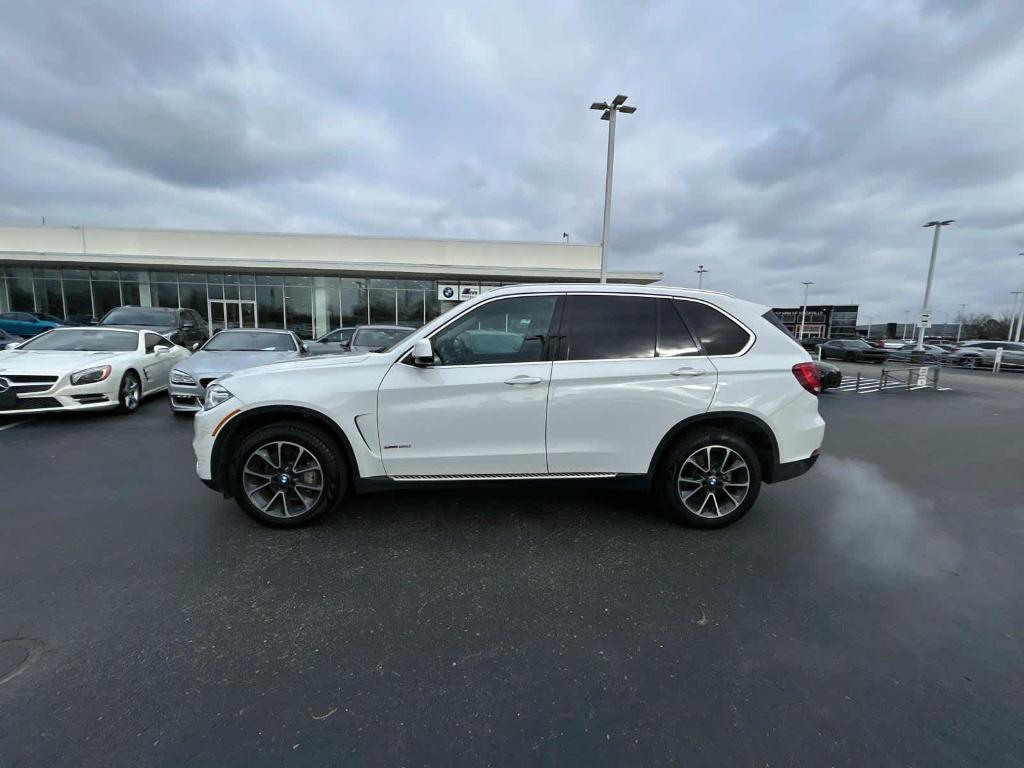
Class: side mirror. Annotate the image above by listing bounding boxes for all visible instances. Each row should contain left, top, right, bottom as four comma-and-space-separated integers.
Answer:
339, 340, 351, 349
411, 338, 434, 366
4, 342, 20, 350
183, 321, 195, 329
154, 345, 171, 355
190, 342, 201, 352
300, 343, 309, 354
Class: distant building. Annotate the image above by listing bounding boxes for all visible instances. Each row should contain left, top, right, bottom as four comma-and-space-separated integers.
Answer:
771, 304, 858, 339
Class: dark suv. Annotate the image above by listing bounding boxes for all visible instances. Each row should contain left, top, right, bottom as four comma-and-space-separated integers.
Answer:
99, 306, 208, 349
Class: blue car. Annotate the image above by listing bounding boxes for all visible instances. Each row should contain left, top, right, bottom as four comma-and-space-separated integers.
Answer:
0, 311, 69, 337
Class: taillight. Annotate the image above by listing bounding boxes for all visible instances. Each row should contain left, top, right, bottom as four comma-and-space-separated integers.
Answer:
792, 362, 821, 395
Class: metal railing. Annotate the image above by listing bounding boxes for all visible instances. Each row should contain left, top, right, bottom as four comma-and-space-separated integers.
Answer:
844, 365, 941, 393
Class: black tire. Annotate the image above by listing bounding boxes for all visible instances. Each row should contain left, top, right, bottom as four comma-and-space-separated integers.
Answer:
657, 428, 762, 529
116, 371, 142, 415
231, 422, 347, 528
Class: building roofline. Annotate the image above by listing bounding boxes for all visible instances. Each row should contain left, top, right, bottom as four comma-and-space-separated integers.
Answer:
0, 222, 601, 250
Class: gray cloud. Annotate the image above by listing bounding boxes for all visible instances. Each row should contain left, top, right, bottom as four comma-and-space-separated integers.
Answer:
1, 0, 1023, 322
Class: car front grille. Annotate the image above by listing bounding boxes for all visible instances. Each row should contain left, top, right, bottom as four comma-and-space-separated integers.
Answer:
0, 374, 59, 384
1, 397, 62, 411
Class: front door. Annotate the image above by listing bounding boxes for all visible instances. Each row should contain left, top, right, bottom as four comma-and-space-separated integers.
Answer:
208, 300, 257, 335
377, 294, 560, 477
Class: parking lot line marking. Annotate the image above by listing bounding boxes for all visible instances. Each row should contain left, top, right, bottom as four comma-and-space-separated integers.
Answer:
0, 420, 27, 432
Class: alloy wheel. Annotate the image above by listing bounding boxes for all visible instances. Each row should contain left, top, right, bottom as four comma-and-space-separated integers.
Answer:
121, 376, 140, 411
242, 440, 324, 518
676, 445, 751, 518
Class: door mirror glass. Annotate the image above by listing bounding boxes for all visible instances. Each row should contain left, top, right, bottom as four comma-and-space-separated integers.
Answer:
411, 338, 434, 366
190, 342, 201, 352
154, 345, 171, 355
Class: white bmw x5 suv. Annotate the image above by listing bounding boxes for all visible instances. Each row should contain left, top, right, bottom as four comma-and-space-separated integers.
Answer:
192, 284, 825, 528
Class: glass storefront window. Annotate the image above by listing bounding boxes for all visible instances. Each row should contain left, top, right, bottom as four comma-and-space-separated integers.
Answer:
7, 276, 34, 311
256, 285, 284, 329
122, 282, 140, 306
62, 268, 90, 279
150, 271, 177, 283
397, 289, 425, 325
284, 287, 314, 338
34, 279, 64, 317
91, 269, 119, 280
63, 280, 93, 322
178, 284, 208, 320
369, 288, 397, 325
341, 281, 368, 326
93, 281, 122, 317
154, 283, 179, 308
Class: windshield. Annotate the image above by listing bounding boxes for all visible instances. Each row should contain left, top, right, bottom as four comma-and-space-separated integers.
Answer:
202, 331, 296, 352
18, 328, 137, 352
101, 308, 176, 326
352, 327, 414, 349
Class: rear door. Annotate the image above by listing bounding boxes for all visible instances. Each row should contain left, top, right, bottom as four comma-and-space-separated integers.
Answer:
545, 295, 717, 474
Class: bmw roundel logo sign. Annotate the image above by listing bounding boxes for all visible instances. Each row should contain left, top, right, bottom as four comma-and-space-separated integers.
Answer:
442, 286, 455, 299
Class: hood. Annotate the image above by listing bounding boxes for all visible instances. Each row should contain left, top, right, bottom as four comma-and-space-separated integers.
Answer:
220, 351, 381, 383
177, 350, 303, 378
0, 349, 133, 373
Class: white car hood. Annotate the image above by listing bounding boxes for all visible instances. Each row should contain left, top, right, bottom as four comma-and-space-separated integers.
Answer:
0, 350, 130, 373
220, 351, 380, 382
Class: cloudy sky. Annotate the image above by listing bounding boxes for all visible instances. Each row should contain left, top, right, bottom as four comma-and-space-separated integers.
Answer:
1, 0, 1022, 323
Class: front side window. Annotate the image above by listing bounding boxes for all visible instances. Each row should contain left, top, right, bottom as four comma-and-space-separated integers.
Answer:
430, 295, 557, 366
561, 295, 656, 361
677, 301, 751, 356
144, 333, 165, 353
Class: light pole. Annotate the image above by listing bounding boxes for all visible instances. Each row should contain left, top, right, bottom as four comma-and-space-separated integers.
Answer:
1015, 252, 1024, 342
956, 303, 967, 343
903, 310, 910, 340
798, 281, 814, 339
590, 95, 636, 284
916, 220, 954, 355
866, 316, 873, 338
695, 264, 708, 289
1011, 291, 1023, 342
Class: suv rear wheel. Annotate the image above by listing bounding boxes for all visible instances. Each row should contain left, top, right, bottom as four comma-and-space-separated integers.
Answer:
232, 423, 347, 528
658, 428, 762, 528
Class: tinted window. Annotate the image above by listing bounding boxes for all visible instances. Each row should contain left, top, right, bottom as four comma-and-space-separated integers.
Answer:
101, 308, 177, 326
561, 295, 656, 361
144, 333, 165, 353
431, 295, 557, 365
677, 301, 750, 356
658, 299, 700, 357
761, 310, 796, 339
20, 329, 136, 352
351, 327, 415, 350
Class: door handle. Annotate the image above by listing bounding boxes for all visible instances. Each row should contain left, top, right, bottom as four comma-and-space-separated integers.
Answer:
670, 367, 707, 377
504, 375, 543, 386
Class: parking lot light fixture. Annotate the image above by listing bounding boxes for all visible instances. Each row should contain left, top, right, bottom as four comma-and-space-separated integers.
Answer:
798, 282, 813, 339
695, 264, 708, 289
591, 94, 636, 284
916, 220, 954, 355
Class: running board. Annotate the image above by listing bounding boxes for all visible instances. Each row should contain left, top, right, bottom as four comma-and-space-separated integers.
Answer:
390, 472, 618, 482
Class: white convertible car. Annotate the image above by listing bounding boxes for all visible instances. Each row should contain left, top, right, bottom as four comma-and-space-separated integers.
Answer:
0, 327, 190, 416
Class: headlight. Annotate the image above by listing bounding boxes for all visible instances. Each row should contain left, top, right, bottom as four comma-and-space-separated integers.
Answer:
203, 383, 233, 410
70, 365, 112, 385
170, 368, 195, 385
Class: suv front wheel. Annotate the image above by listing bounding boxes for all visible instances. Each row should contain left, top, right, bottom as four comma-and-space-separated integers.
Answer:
658, 428, 762, 528
232, 423, 347, 527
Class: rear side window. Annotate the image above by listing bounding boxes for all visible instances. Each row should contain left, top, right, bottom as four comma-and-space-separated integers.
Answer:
561, 295, 656, 360
677, 301, 751, 356
761, 310, 795, 339
658, 299, 700, 357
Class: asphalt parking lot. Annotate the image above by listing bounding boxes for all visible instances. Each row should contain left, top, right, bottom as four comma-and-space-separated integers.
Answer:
2, 365, 1022, 767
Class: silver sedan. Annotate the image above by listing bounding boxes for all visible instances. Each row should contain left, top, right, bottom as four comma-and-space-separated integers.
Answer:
168, 329, 307, 413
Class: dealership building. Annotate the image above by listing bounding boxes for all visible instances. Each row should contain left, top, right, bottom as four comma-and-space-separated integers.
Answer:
0, 225, 662, 338
770, 304, 860, 339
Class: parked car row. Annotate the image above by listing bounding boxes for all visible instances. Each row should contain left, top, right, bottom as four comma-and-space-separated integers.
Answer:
0, 320, 417, 417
